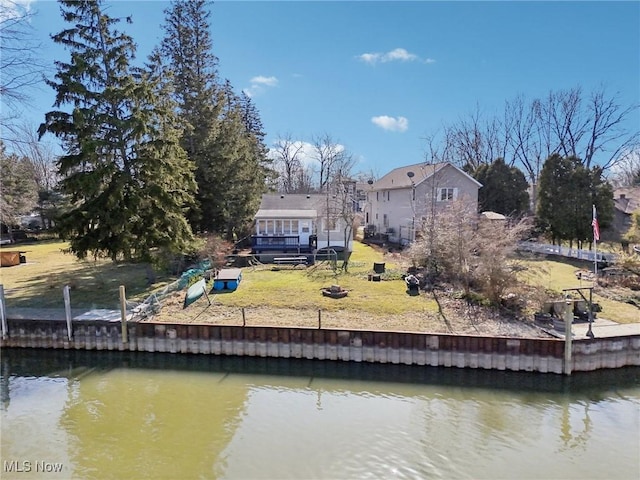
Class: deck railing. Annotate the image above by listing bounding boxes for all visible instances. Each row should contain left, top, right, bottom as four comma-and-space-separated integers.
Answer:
517, 241, 617, 263
251, 235, 306, 252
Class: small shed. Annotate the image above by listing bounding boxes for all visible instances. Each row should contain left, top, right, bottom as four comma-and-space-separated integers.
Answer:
0, 251, 25, 267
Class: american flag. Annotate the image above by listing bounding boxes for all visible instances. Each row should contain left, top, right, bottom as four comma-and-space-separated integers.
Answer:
592, 205, 600, 242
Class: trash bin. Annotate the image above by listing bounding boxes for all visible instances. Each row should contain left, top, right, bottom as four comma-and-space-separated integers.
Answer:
373, 262, 385, 274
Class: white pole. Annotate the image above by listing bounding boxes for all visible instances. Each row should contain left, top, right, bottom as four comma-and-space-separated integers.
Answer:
119, 285, 128, 344
564, 299, 573, 376
63, 285, 72, 341
592, 204, 598, 278
0, 285, 7, 339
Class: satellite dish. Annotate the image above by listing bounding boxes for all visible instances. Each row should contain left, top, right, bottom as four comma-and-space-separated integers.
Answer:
407, 171, 415, 179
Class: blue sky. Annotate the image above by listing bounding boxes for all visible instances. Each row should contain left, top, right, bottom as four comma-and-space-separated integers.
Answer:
8, 0, 640, 177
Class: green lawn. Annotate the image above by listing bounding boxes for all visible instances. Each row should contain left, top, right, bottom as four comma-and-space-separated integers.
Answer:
0, 240, 172, 309
213, 242, 439, 316
517, 257, 639, 324
2, 239, 637, 324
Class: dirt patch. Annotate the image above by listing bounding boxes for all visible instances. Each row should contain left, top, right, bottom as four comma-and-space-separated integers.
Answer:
145, 288, 551, 338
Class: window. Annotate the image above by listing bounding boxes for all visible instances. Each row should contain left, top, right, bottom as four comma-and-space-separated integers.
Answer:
323, 217, 338, 231
383, 214, 389, 228
376, 191, 379, 201
266, 220, 275, 234
388, 190, 391, 200
437, 188, 457, 202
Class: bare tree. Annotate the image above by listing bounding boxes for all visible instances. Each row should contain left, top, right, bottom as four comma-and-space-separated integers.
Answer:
6, 123, 60, 228
8, 122, 58, 193
425, 85, 638, 205
607, 149, 640, 187
330, 171, 360, 272
0, 1, 48, 139
585, 87, 640, 170
407, 202, 532, 305
311, 133, 351, 191
445, 104, 506, 170
536, 85, 639, 170
505, 94, 543, 182
271, 133, 305, 193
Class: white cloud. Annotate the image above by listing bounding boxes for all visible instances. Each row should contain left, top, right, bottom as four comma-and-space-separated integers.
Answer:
0, 0, 34, 21
357, 48, 435, 66
384, 48, 417, 62
244, 75, 279, 97
250, 75, 278, 87
371, 115, 409, 132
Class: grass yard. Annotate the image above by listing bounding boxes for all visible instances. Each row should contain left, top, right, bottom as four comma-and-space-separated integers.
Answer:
517, 257, 640, 324
2, 239, 637, 328
0, 240, 173, 309
211, 242, 438, 315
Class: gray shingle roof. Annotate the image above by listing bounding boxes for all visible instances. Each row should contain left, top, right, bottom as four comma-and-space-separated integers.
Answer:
614, 187, 640, 215
371, 162, 482, 190
256, 194, 329, 218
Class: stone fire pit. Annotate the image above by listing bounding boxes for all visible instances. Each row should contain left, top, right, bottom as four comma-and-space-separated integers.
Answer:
321, 285, 348, 299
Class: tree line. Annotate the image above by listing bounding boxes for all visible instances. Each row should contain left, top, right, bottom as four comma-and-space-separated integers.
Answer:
29, 0, 270, 261
2, 0, 639, 261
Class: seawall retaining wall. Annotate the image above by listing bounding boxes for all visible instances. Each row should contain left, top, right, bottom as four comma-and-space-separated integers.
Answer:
1, 319, 639, 375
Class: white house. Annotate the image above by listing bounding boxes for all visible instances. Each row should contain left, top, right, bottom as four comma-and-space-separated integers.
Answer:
363, 162, 482, 245
252, 193, 354, 255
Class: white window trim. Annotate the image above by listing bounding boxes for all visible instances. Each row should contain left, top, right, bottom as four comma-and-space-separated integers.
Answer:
322, 217, 341, 232
437, 187, 458, 202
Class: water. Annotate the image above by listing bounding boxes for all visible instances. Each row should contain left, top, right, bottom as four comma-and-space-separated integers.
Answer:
1, 349, 639, 480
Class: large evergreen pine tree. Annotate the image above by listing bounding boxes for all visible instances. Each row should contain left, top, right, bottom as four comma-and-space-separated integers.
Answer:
39, 0, 195, 261
159, 0, 271, 238
159, 0, 222, 233
473, 158, 530, 216
537, 154, 613, 245
209, 83, 270, 241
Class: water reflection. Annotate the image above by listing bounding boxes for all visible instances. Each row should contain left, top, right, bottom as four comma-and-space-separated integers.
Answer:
1, 349, 639, 480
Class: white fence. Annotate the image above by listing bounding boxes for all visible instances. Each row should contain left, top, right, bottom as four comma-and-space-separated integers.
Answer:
517, 242, 617, 263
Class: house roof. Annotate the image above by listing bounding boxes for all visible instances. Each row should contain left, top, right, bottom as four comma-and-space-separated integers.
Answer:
255, 194, 326, 218
614, 187, 640, 215
370, 162, 482, 190
481, 211, 507, 221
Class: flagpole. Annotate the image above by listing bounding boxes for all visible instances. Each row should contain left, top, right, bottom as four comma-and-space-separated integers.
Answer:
593, 232, 597, 278
592, 204, 598, 278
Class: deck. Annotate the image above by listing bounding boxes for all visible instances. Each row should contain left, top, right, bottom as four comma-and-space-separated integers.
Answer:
251, 235, 313, 253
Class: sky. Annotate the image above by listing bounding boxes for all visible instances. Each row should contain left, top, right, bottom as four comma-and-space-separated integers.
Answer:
5, 0, 640, 178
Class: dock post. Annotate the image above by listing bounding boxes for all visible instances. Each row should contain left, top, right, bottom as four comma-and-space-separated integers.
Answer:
564, 300, 573, 375
119, 285, 128, 344
63, 285, 72, 340
0, 285, 7, 339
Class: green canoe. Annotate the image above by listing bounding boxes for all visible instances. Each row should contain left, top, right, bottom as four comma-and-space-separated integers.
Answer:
183, 278, 207, 309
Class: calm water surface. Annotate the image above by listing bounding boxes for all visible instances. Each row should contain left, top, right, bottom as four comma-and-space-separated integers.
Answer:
1, 349, 639, 480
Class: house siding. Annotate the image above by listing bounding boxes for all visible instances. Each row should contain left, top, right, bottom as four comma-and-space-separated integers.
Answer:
365, 163, 480, 244
253, 194, 354, 255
